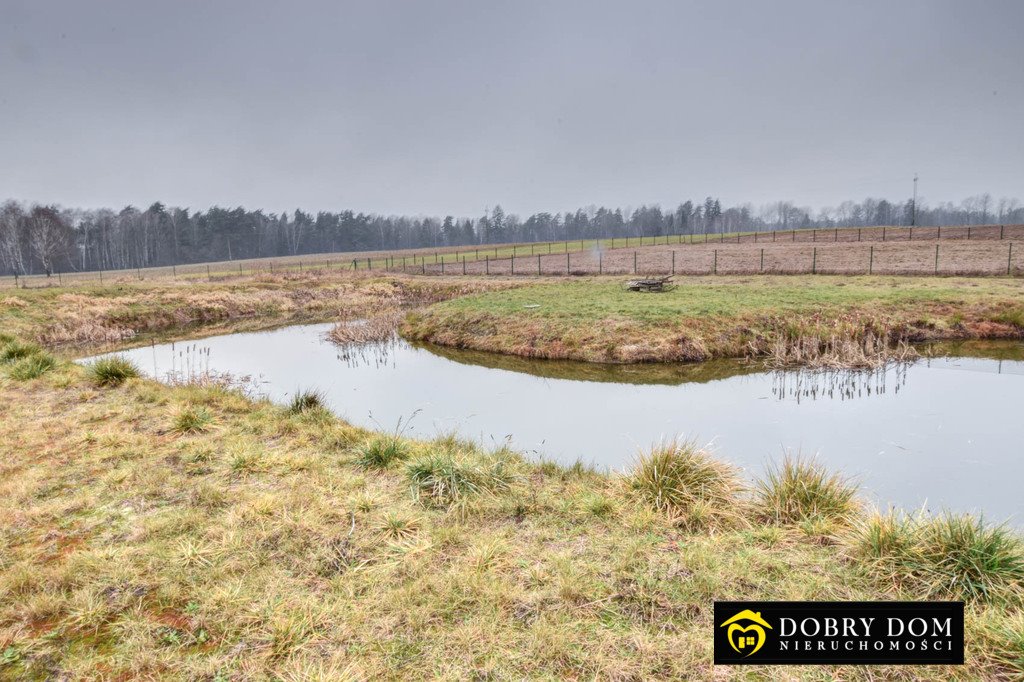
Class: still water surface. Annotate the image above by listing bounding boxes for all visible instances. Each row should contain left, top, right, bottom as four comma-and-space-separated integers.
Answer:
89, 323, 1024, 521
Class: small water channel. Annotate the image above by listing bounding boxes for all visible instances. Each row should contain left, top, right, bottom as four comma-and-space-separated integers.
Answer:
86, 323, 1024, 522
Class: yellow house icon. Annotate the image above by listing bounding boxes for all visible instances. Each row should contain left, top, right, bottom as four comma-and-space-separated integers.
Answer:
720, 610, 772, 656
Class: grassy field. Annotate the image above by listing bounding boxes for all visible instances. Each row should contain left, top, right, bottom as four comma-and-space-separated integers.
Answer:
2, 273, 1024, 679
403, 275, 1024, 363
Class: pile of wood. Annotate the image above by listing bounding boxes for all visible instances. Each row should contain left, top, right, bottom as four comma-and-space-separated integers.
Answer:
623, 276, 675, 292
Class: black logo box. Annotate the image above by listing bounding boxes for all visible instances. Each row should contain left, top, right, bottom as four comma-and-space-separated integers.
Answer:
714, 601, 964, 665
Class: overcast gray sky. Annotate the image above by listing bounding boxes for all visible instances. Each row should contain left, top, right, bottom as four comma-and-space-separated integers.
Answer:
1, 0, 1022, 216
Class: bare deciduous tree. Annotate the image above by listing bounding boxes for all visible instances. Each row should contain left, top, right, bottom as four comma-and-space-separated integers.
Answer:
26, 206, 73, 276
0, 201, 28, 275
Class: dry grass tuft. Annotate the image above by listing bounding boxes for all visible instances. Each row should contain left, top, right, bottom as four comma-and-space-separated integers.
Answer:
754, 456, 860, 526
851, 511, 1024, 605
86, 355, 141, 387
407, 453, 516, 508
627, 440, 747, 531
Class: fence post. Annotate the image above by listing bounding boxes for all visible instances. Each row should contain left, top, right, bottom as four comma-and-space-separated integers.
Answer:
422, 261, 426, 274
968, 226, 972, 240
857, 228, 861, 242
672, 250, 676, 274
909, 227, 913, 241
834, 228, 838, 242
792, 230, 796, 242
760, 248, 764, 272
812, 229, 816, 242
633, 251, 637, 274
812, 247, 817, 274
772, 230, 776, 242
938, 226, 941, 239
366, 258, 370, 270
537, 254, 541, 275
869, 246, 874, 274
98, 271, 102, 283
485, 256, 489, 275
566, 251, 570, 275
463, 257, 467, 275
599, 252, 603, 274
207, 265, 211, 281
1000, 225, 1005, 240
137, 267, 142, 280
935, 244, 939, 274
713, 249, 717, 274
173, 264, 177, 278
58, 272, 62, 286
1009, 243, 1014, 275
441, 258, 445, 274
882, 226, 886, 241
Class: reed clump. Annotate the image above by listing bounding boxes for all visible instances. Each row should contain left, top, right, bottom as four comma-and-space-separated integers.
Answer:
328, 311, 403, 346
627, 440, 747, 531
760, 330, 918, 369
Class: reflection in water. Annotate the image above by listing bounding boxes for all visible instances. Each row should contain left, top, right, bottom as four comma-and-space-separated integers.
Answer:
771, 364, 909, 403
336, 334, 400, 369
83, 324, 1024, 522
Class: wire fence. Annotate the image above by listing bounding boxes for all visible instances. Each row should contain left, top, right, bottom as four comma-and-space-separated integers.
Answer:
3, 223, 1022, 288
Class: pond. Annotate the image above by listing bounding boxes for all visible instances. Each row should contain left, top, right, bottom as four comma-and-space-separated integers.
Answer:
85, 323, 1024, 522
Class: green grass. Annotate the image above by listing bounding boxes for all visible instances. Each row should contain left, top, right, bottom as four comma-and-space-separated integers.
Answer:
355, 436, 410, 470
404, 276, 1024, 363
172, 404, 215, 434
86, 355, 141, 387
6, 352, 56, 380
0, 339, 42, 364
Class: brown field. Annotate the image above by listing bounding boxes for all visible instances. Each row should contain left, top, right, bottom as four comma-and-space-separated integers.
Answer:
459, 238, 1023, 277
4, 223, 1022, 288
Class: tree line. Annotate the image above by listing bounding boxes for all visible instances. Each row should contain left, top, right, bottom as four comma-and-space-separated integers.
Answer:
1, 194, 1021, 276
